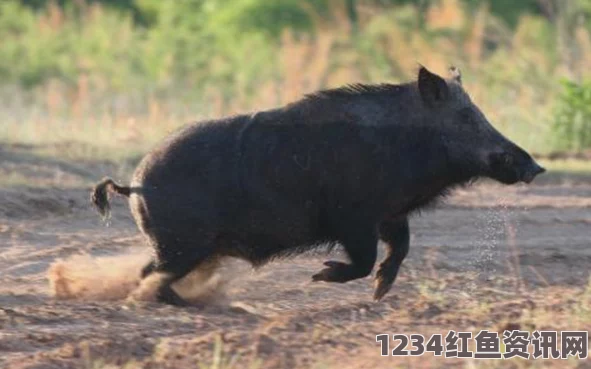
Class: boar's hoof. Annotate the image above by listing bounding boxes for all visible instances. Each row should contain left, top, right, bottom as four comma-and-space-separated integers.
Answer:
157, 285, 190, 307
373, 265, 397, 301
373, 276, 394, 302
312, 261, 353, 283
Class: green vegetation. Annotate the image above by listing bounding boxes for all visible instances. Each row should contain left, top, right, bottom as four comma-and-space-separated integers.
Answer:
1, 0, 591, 157
552, 80, 591, 151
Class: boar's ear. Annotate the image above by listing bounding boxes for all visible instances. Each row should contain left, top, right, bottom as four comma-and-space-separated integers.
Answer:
418, 65, 449, 106
449, 66, 462, 85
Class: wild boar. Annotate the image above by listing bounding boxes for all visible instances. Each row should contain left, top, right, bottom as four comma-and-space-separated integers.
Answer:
91, 66, 545, 305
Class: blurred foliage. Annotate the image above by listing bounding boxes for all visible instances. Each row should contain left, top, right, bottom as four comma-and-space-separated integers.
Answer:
0, 0, 583, 89
464, 0, 539, 27
1, 0, 591, 151
552, 80, 591, 151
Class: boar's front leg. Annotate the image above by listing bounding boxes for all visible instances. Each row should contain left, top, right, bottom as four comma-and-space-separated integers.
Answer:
312, 225, 377, 283
373, 217, 410, 301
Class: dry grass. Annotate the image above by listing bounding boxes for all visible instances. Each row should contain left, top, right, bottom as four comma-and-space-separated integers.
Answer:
538, 158, 591, 174
3, 0, 591, 161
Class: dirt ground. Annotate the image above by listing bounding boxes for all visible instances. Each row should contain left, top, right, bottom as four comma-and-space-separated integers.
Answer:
0, 146, 590, 369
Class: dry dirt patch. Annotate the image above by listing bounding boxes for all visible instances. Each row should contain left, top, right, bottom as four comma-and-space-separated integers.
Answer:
0, 159, 589, 368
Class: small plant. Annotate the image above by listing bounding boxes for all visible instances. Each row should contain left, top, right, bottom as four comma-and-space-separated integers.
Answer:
551, 79, 591, 152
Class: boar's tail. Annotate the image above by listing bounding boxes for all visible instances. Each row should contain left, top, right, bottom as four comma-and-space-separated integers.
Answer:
91, 177, 131, 220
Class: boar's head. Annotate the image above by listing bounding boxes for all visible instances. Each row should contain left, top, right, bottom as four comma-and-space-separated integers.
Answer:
416, 65, 545, 184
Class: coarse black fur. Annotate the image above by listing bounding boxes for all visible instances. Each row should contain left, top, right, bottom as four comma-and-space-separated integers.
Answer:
92, 66, 545, 305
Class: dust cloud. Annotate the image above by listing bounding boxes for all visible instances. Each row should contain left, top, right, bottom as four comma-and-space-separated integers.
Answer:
48, 250, 230, 305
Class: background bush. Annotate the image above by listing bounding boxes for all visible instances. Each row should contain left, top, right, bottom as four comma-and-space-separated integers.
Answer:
552, 80, 591, 151
1, 0, 590, 155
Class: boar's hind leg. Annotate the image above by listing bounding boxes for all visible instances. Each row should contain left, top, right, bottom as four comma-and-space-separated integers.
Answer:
373, 218, 410, 301
141, 259, 156, 279
149, 241, 215, 306
151, 257, 210, 306
312, 225, 377, 283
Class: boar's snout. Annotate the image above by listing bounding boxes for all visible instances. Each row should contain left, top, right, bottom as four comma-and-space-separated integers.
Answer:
487, 145, 545, 185
521, 161, 545, 183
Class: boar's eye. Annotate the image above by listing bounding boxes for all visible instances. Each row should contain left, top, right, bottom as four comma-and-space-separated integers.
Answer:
501, 153, 513, 165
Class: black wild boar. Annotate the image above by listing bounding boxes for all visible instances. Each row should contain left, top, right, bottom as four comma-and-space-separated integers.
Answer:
92, 66, 545, 305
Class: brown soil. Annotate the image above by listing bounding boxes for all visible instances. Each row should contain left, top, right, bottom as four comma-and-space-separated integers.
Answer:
0, 151, 590, 369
